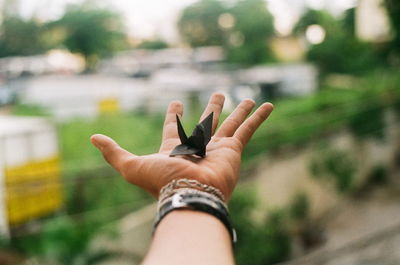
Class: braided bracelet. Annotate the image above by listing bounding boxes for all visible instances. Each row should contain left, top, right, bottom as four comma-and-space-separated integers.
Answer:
158, 178, 226, 203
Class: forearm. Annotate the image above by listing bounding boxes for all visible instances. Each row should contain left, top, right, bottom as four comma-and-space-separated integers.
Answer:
142, 210, 235, 265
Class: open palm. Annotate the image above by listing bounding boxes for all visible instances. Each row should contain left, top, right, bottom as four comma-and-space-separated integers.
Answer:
91, 93, 273, 201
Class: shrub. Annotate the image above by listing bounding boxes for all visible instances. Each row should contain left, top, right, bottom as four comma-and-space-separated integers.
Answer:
230, 186, 291, 265
310, 146, 357, 193
289, 192, 310, 221
348, 101, 386, 140
368, 165, 388, 185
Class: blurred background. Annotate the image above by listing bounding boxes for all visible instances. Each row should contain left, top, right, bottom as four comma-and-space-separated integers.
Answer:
0, 0, 399, 264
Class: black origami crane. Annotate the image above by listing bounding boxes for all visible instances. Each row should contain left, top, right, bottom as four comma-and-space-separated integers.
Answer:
169, 112, 213, 157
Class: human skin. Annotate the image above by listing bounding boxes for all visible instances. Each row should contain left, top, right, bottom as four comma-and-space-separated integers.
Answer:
91, 93, 273, 265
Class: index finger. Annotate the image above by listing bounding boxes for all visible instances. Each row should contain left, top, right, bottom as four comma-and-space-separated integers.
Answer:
233, 103, 273, 147
199, 92, 225, 135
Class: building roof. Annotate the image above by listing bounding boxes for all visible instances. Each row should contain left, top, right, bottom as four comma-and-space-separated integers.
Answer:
0, 116, 53, 136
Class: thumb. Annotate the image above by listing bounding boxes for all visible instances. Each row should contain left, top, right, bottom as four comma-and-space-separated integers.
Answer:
91, 134, 136, 172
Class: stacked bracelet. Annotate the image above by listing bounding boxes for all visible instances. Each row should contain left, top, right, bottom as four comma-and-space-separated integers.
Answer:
153, 181, 237, 244
159, 178, 226, 203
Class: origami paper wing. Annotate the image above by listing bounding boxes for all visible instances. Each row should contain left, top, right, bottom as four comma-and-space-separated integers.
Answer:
170, 112, 214, 157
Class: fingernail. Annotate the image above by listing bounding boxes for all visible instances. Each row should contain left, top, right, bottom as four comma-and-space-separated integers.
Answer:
263, 102, 274, 110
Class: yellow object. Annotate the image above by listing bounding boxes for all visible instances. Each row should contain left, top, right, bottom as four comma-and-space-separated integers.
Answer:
98, 98, 120, 114
4, 157, 63, 226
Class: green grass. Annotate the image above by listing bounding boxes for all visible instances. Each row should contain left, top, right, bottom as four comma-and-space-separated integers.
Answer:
243, 71, 400, 165
59, 114, 164, 167
11, 103, 50, 116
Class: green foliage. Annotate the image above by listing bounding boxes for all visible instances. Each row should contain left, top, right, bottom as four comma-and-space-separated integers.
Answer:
59, 114, 163, 165
289, 192, 310, 221
0, 16, 47, 57
367, 165, 388, 185
384, 0, 400, 58
347, 71, 400, 140
230, 186, 291, 265
385, 73, 400, 118
354, 164, 389, 197
294, 9, 380, 74
63, 168, 152, 215
348, 100, 386, 140
342, 7, 356, 36
11, 103, 50, 116
395, 150, 400, 168
226, 0, 274, 65
137, 40, 169, 50
52, 6, 127, 70
0, 4, 127, 68
178, 0, 226, 47
242, 70, 400, 166
260, 212, 292, 264
310, 145, 357, 193
308, 36, 380, 74
293, 9, 338, 35
178, 0, 275, 65
11, 216, 119, 265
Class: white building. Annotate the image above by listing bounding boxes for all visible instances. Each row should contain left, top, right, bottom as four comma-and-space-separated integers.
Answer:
0, 116, 62, 236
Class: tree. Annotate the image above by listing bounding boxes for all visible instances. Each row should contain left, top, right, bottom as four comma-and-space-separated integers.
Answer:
384, 0, 400, 59
137, 40, 169, 50
230, 187, 291, 265
178, 0, 275, 65
342, 7, 356, 36
226, 0, 275, 64
293, 9, 340, 36
294, 9, 379, 74
52, 5, 127, 71
0, 16, 47, 57
177, 0, 226, 47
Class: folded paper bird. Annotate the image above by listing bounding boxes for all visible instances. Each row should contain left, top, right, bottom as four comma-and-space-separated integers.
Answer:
170, 112, 213, 157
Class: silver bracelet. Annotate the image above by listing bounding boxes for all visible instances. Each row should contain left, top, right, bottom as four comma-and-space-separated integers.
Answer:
157, 188, 227, 210
153, 188, 237, 244
158, 178, 226, 203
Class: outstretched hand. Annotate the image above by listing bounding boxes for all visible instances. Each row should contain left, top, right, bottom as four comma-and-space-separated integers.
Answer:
91, 93, 273, 201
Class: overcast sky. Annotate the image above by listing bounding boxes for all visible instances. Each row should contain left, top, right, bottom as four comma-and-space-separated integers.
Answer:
3, 0, 356, 42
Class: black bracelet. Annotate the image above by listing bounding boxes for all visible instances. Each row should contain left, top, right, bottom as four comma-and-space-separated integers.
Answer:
153, 189, 237, 244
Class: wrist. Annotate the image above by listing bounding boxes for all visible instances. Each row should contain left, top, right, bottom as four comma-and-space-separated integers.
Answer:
154, 187, 237, 244
158, 178, 226, 203
144, 210, 235, 265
